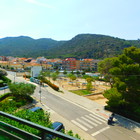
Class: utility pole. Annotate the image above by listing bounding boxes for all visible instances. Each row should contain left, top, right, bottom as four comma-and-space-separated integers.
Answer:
39, 82, 42, 103
14, 72, 16, 82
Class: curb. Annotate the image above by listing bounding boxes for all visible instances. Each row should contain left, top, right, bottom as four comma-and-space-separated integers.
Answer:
116, 113, 140, 128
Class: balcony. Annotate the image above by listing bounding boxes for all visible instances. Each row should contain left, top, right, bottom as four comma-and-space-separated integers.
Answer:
0, 111, 78, 140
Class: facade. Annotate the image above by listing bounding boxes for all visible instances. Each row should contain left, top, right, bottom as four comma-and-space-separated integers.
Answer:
0, 56, 8, 61
78, 59, 93, 71
76, 59, 101, 71
31, 66, 42, 77
91, 59, 100, 71
62, 58, 77, 70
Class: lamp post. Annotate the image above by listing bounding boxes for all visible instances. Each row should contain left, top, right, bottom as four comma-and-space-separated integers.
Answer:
3, 83, 6, 94
39, 75, 43, 103
39, 82, 42, 103
14, 72, 16, 83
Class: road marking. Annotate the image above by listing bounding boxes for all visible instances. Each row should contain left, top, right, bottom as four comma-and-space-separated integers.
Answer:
89, 114, 107, 123
129, 136, 137, 140
71, 120, 88, 131
81, 116, 98, 126
85, 115, 102, 124
76, 118, 93, 129
90, 112, 108, 121
91, 126, 110, 136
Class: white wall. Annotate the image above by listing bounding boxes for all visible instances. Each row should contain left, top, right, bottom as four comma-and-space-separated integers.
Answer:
31, 66, 42, 77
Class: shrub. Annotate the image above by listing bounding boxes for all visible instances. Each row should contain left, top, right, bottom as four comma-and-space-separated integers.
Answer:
0, 93, 11, 101
1, 76, 11, 83
41, 78, 59, 91
23, 75, 31, 79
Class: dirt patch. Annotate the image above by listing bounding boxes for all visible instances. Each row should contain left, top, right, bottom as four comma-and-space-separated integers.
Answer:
49, 77, 109, 105
85, 94, 108, 105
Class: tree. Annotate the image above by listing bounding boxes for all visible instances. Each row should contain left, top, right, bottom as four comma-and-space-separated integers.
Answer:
9, 82, 36, 97
86, 82, 92, 91
98, 57, 119, 84
45, 71, 51, 80
63, 70, 67, 75
55, 70, 59, 75
82, 75, 91, 83
86, 77, 94, 83
51, 73, 58, 83
81, 71, 85, 75
0, 68, 7, 77
99, 46, 140, 117
71, 71, 74, 74
67, 73, 76, 82
85, 76, 94, 91
76, 70, 81, 77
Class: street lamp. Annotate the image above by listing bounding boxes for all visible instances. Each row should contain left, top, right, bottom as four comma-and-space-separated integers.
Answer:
39, 83, 42, 103
14, 72, 16, 83
39, 75, 43, 103
3, 83, 6, 94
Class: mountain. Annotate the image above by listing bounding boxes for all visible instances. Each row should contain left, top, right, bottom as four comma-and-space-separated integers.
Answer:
0, 36, 65, 58
0, 34, 140, 59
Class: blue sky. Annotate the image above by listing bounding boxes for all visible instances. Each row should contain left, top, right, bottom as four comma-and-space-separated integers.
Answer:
0, 0, 140, 40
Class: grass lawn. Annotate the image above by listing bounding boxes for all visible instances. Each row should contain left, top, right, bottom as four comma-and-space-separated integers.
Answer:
69, 89, 91, 96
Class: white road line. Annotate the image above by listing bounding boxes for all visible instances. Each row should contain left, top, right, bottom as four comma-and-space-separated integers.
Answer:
89, 114, 107, 123
90, 112, 108, 121
85, 115, 102, 124
71, 120, 88, 131
81, 116, 98, 126
91, 126, 110, 137
76, 118, 93, 129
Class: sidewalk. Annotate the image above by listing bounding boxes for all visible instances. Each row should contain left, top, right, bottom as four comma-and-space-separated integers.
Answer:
42, 84, 140, 134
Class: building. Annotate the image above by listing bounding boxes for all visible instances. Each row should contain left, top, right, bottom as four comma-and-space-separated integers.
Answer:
31, 65, 42, 77
62, 58, 77, 70
76, 59, 101, 71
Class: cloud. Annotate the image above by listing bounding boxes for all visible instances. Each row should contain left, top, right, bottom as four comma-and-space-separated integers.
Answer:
25, 0, 54, 9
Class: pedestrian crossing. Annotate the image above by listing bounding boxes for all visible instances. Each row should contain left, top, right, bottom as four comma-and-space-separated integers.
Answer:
71, 113, 108, 132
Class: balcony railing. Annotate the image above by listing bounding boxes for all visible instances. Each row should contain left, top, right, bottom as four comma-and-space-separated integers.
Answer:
0, 111, 79, 140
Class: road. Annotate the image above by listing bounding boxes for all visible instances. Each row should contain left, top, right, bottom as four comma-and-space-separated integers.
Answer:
7, 71, 140, 140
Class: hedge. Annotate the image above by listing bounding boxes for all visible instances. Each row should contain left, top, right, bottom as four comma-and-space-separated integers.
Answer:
41, 78, 59, 91
0, 93, 11, 101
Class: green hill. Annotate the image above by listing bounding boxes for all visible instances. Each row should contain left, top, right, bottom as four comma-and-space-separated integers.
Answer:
0, 34, 139, 59
0, 36, 65, 58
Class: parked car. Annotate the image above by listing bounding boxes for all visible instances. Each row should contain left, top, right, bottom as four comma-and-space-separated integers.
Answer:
52, 122, 65, 132
46, 122, 65, 139
0, 86, 9, 90
29, 107, 43, 112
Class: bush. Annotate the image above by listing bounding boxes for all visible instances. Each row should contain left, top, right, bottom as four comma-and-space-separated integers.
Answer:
0, 94, 34, 113
0, 76, 11, 84
0, 93, 11, 101
23, 75, 31, 79
41, 78, 59, 91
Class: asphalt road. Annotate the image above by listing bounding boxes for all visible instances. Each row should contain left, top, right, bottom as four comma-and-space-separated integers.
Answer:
7, 71, 140, 140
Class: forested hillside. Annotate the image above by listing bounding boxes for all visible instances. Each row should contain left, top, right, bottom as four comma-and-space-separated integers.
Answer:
0, 36, 65, 58
0, 34, 140, 59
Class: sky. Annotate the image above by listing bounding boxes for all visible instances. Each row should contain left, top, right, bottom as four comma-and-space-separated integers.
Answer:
0, 0, 140, 40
